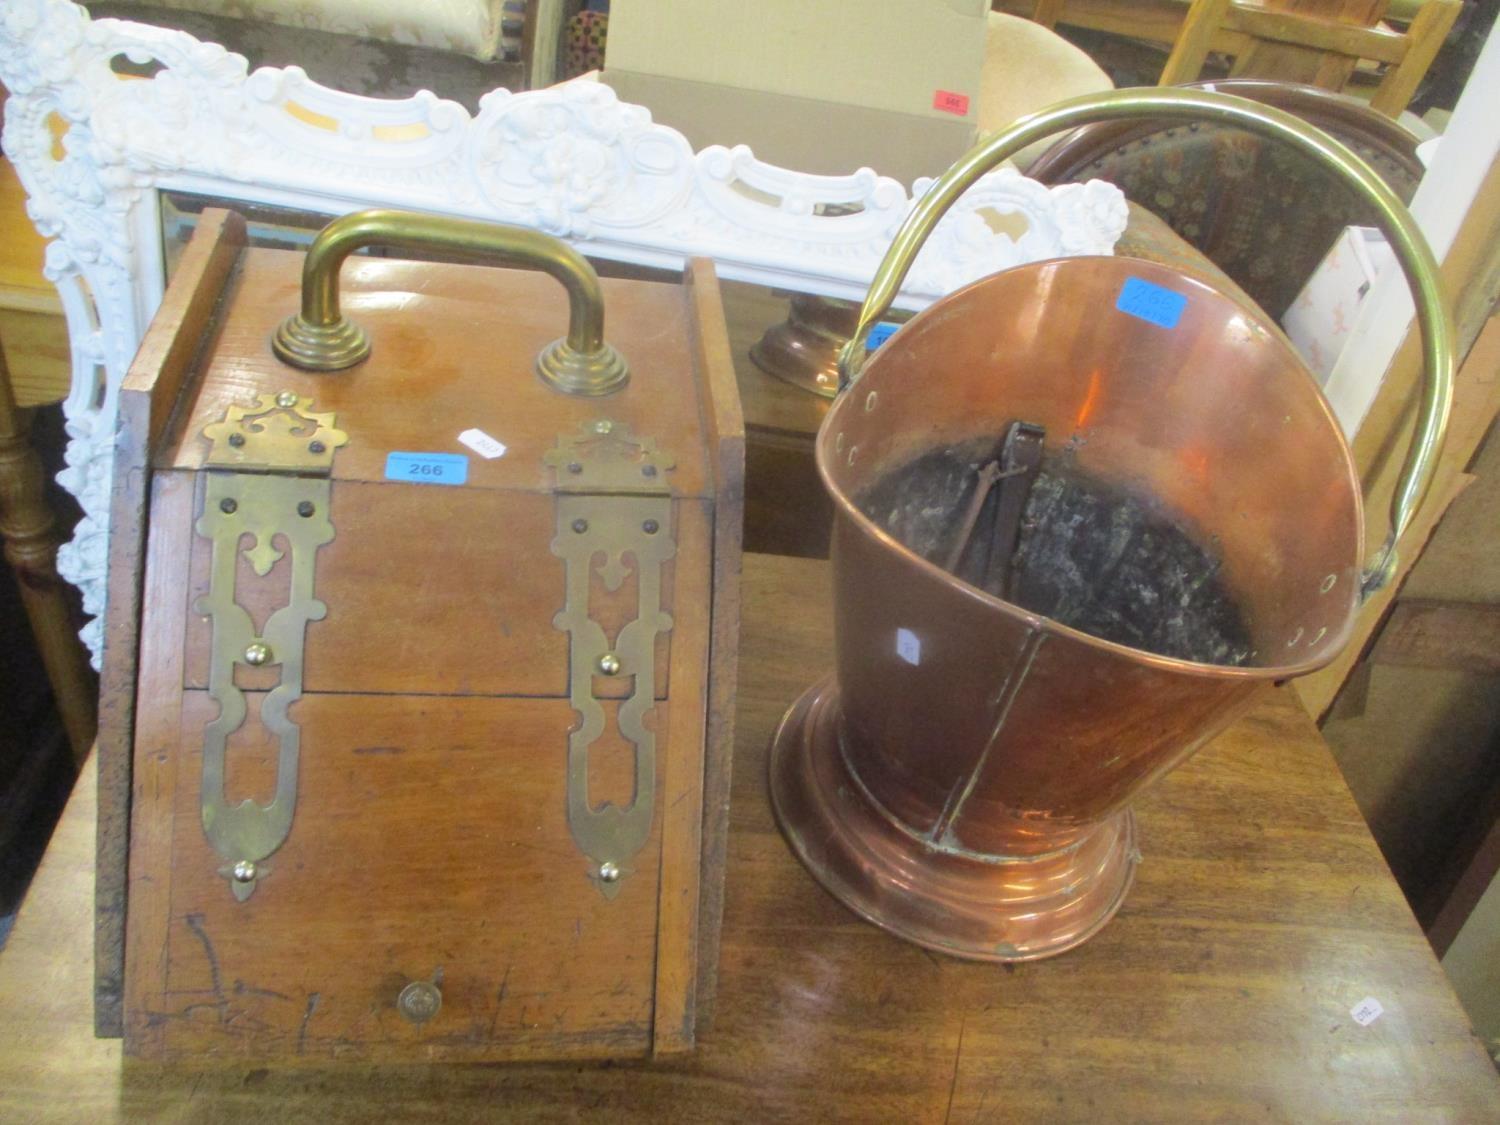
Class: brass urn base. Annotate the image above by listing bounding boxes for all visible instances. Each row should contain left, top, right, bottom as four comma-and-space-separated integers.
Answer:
768, 678, 1139, 962
748, 294, 860, 398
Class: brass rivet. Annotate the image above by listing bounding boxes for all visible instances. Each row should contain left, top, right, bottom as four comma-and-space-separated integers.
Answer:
275, 391, 299, 408
572, 518, 589, 533
593, 419, 613, 435
597, 652, 621, 676
297, 500, 315, 518
228, 433, 246, 448
396, 981, 442, 1024
308, 440, 326, 454
244, 642, 271, 666
232, 860, 256, 883
643, 519, 659, 534
219, 497, 238, 514
599, 862, 620, 883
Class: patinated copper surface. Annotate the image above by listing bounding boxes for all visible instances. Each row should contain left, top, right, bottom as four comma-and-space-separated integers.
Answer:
769, 256, 1365, 960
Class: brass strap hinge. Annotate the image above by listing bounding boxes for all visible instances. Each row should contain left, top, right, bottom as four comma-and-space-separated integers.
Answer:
546, 419, 676, 898
196, 392, 346, 900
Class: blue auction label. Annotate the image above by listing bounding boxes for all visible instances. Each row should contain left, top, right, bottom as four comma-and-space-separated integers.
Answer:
1116, 276, 1188, 329
866, 321, 902, 350
384, 451, 469, 486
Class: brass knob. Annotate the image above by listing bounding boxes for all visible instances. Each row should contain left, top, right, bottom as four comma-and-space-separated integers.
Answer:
396, 980, 442, 1024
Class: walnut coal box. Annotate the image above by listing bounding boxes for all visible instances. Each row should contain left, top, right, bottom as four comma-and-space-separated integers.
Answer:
96, 209, 744, 1062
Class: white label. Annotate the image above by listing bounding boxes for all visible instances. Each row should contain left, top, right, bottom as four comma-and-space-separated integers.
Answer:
458, 428, 507, 459
1350, 997, 1384, 1026
896, 628, 921, 666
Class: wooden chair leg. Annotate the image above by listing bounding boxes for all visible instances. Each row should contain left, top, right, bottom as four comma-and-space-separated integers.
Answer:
0, 351, 96, 765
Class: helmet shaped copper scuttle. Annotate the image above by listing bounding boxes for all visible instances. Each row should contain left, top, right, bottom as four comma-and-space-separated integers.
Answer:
768, 89, 1453, 962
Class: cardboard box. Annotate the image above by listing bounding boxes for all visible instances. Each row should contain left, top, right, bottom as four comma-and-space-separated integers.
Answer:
602, 0, 988, 183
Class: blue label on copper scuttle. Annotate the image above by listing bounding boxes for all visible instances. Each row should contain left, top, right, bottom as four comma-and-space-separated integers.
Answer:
384, 451, 469, 486
866, 321, 902, 350
1115, 276, 1188, 329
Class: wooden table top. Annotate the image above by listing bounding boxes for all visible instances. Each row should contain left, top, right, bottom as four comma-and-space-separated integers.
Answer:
3, 552, 1498, 1121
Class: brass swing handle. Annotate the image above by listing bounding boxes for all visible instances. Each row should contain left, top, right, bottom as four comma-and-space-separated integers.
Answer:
272, 209, 629, 396
838, 88, 1454, 600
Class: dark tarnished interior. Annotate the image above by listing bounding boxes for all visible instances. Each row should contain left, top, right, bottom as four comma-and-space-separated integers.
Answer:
857, 435, 1255, 667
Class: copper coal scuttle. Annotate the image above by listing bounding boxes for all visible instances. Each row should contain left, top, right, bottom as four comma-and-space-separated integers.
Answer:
769, 89, 1453, 961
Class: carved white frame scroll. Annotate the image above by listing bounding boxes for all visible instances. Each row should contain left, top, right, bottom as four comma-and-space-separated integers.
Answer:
0, 0, 1128, 661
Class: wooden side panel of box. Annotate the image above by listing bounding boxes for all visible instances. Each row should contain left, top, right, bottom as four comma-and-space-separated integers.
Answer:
683, 259, 745, 1027
96, 209, 247, 1037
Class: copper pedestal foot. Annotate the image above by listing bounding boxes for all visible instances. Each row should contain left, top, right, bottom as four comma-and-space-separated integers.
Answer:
768, 677, 1139, 962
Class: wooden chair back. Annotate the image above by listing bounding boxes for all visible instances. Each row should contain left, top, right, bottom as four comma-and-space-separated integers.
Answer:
1160, 0, 1461, 116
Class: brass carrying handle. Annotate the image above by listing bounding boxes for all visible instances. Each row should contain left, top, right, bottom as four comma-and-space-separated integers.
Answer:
838, 88, 1453, 600
272, 209, 629, 396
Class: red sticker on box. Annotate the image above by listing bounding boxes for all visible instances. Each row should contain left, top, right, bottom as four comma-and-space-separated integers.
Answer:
933, 90, 970, 116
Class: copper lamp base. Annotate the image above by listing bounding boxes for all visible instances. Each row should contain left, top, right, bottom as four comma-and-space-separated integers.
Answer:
768, 678, 1139, 962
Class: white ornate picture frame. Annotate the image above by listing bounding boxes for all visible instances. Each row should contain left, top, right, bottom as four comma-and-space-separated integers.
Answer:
0, 0, 1126, 660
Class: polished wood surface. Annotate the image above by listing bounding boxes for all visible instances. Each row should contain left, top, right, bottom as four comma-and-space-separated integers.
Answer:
103, 215, 741, 1061
3, 551, 1498, 1119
